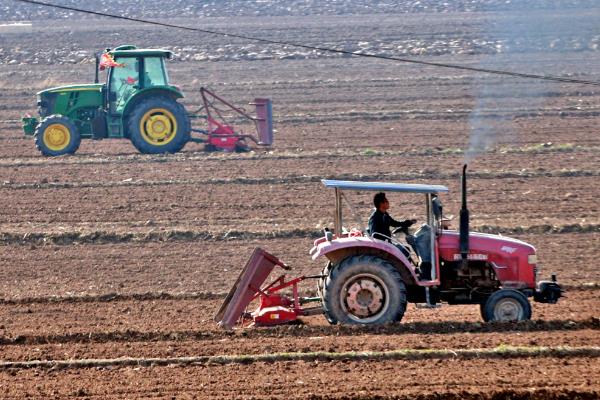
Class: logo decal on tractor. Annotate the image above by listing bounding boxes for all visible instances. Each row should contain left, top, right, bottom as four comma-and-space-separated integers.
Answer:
453, 253, 488, 261
501, 246, 517, 254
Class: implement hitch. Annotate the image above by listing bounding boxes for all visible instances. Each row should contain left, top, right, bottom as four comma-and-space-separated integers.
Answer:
214, 248, 322, 329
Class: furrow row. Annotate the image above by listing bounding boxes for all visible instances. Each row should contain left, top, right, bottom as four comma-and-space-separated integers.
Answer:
2, 346, 599, 371
0, 223, 597, 246
0, 144, 597, 168
1, 169, 598, 190
2, 318, 598, 346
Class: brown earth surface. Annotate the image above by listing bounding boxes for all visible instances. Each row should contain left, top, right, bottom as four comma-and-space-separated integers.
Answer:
1, 358, 599, 399
1, 288, 598, 338
1, 2, 600, 398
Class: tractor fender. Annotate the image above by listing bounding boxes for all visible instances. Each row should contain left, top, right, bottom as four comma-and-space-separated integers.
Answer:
121, 87, 184, 136
310, 237, 419, 285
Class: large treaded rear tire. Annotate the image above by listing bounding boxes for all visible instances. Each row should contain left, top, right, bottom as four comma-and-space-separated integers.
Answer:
480, 289, 532, 322
317, 262, 332, 299
323, 255, 407, 325
317, 262, 335, 324
127, 97, 190, 154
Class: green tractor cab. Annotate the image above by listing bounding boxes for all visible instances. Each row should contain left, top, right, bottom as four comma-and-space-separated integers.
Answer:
22, 45, 273, 156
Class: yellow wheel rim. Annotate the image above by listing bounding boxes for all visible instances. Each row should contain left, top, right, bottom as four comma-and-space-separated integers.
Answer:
139, 108, 178, 146
43, 123, 71, 151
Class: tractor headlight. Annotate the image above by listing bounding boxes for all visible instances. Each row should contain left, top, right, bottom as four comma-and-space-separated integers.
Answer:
528, 254, 537, 265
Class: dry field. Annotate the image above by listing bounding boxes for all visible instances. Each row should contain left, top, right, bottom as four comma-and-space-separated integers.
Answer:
0, 1, 599, 398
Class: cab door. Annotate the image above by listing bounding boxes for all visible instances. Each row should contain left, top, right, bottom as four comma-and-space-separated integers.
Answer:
141, 57, 169, 88
107, 56, 140, 115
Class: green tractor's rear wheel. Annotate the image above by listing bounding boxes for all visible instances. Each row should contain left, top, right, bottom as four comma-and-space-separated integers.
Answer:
127, 97, 190, 154
34, 115, 81, 156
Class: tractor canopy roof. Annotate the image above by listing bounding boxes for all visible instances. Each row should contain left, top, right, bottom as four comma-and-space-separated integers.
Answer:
321, 179, 449, 194
109, 45, 172, 59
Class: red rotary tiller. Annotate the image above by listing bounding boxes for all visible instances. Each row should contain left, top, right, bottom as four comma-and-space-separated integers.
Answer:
214, 248, 322, 329
190, 87, 273, 152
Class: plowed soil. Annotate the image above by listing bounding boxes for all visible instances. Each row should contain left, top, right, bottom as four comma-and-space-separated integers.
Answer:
1, 1, 599, 398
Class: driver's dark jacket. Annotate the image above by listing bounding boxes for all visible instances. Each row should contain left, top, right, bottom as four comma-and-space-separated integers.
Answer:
368, 209, 411, 240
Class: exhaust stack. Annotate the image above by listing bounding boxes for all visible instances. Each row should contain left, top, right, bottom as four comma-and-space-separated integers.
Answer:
459, 164, 469, 266
94, 53, 100, 84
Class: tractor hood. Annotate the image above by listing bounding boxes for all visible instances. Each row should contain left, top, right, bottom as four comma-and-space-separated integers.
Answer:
37, 84, 103, 96
439, 230, 535, 260
439, 230, 537, 288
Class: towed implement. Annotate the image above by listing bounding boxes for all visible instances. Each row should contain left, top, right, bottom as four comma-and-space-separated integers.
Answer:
22, 45, 273, 156
216, 166, 563, 329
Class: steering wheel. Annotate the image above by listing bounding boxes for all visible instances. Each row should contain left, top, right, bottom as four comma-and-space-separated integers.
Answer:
120, 77, 138, 85
392, 226, 409, 236
392, 219, 416, 237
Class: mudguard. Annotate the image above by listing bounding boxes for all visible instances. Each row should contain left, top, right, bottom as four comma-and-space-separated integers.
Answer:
310, 236, 422, 285
122, 86, 183, 117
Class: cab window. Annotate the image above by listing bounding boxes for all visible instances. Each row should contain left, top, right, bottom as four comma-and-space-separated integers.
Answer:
143, 57, 168, 87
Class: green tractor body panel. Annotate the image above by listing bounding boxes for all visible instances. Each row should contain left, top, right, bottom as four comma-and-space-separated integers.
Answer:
25, 84, 105, 137
38, 83, 104, 95
33, 84, 105, 138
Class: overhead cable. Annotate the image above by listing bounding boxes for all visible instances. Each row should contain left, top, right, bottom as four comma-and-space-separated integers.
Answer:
12, 0, 600, 87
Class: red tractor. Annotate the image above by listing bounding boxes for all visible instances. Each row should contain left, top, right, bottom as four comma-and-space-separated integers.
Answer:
216, 166, 562, 328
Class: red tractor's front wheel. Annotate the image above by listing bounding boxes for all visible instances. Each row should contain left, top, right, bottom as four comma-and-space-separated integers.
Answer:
480, 289, 532, 322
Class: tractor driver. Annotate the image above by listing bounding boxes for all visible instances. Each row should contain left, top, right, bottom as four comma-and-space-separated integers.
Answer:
368, 192, 416, 258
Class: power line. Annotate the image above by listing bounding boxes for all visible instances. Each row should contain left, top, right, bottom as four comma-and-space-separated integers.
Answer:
12, 0, 600, 87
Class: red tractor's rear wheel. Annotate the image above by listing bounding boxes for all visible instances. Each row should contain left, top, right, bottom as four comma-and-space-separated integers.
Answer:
322, 256, 406, 325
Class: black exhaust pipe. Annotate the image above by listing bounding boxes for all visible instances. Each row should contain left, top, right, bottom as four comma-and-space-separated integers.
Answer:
459, 164, 469, 267
94, 53, 100, 84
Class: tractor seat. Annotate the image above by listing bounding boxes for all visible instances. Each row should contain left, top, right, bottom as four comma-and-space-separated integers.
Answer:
412, 224, 433, 280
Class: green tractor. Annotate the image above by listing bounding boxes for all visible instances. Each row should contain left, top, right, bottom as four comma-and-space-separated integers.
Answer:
22, 45, 273, 156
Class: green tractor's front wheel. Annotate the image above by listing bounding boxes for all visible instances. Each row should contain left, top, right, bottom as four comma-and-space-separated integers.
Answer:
127, 97, 190, 154
34, 115, 81, 156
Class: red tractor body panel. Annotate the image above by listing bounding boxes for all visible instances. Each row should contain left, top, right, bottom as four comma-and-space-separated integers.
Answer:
438, 230, 537, 288
310, 231, 537, 290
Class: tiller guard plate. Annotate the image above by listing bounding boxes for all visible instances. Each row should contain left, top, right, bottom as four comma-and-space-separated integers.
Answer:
215, 247, 292, 329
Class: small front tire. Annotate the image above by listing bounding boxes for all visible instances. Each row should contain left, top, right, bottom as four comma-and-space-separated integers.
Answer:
480, 289, 532, 322
34, 115, 81, 156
